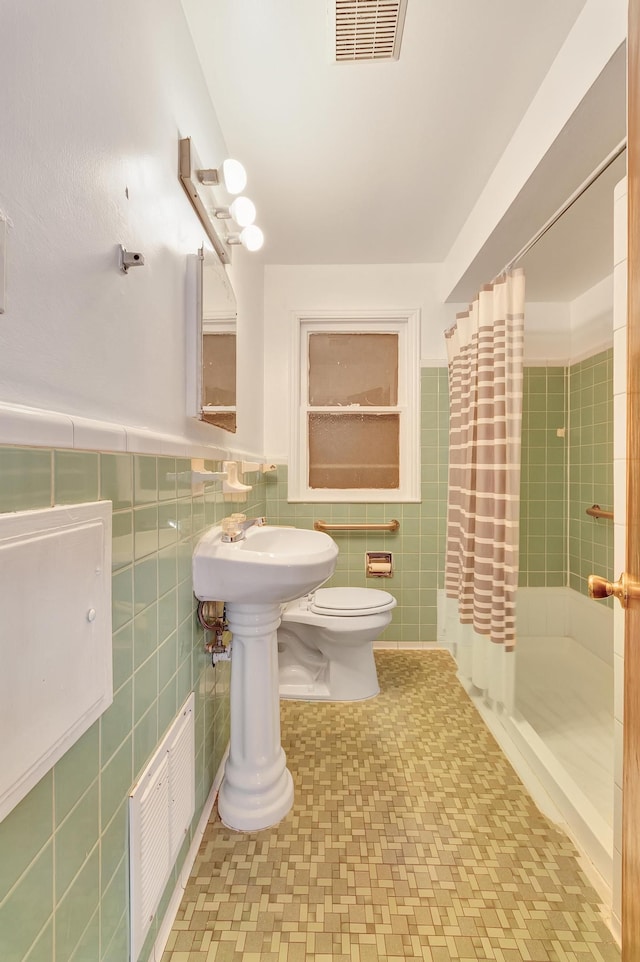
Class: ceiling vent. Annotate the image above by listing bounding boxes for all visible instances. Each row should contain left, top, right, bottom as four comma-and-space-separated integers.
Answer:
331, 0, 408, 62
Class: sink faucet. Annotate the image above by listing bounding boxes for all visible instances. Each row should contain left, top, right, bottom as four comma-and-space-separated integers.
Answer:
221, 514, 266, 543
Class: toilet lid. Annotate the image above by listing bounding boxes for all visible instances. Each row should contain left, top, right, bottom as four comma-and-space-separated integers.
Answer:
310, 587, 396, 617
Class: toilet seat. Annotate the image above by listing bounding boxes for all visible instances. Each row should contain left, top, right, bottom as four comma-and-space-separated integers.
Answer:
310, 587, 396, 617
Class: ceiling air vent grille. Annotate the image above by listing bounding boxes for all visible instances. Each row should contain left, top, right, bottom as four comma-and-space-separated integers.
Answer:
333, 0, 407, 62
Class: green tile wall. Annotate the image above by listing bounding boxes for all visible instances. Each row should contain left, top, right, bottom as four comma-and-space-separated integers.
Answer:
519, 366, 568, 587
517, 354, 613, 593
266, 368, 450, 643
568, 349, 614, 595
0, 447, 267, 962
269, 359, 612, 639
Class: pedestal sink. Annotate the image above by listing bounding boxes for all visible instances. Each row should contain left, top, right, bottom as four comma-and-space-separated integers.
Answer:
193, 522, 338, 831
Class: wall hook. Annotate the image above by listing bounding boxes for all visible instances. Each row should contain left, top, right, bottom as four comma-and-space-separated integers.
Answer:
119, 245, 145, 273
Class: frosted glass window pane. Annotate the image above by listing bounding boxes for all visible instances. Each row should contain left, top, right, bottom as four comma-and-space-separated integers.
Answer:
308, 333, 398, 406
308, 413, 399, 489
202, 333, 236, 406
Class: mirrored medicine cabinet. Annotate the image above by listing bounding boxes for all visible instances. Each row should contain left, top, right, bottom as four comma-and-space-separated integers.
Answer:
193, 246, 237, 433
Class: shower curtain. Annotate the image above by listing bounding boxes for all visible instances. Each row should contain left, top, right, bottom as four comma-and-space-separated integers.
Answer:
443, 269, 525, 711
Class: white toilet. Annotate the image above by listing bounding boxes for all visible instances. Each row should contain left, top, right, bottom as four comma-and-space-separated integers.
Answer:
277, 586, 397, 701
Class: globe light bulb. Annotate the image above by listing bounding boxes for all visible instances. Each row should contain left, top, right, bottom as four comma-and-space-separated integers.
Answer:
228, 196, 256, 228
221, 158, 247, 195
239, 225, 264, 252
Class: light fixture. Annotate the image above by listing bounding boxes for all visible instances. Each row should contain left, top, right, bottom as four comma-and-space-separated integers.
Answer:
227, 225, 264, 252
212, 196, 256, 228
197, 158, 247, 194
179, 137, 264, 264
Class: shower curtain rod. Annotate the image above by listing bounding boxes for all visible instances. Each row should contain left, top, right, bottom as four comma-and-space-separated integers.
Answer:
503, 137, 627, 273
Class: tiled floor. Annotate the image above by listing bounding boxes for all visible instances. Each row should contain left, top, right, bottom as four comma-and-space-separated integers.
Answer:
162, 651, 619, 962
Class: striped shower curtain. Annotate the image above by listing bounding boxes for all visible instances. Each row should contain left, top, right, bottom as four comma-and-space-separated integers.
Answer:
443, 270, 525, 710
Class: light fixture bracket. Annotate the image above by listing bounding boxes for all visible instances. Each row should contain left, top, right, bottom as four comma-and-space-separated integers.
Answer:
197, 168, 221, 187
179, 138, 231, 264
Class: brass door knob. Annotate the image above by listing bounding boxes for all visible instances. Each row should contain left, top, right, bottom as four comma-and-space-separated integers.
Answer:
588, 572, 640, 609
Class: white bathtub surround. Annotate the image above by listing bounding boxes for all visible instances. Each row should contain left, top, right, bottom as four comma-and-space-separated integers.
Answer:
516, 588, 613, 887
456, 586, 615, 910
514, 633, 613, 826
516, 586, 613, 667
464, 683, 614, 922
218, 603, 294, 832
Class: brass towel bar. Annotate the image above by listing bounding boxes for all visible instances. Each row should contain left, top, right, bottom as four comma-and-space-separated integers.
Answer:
586, 504, 614, 521
314, 519, 400, 533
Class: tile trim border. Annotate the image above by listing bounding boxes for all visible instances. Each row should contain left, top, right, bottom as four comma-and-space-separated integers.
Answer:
0, 401, 264, 462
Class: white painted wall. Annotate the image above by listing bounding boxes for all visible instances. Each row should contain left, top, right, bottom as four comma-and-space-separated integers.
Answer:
440, 0, 627, 302
232, 256, 265, 452
0, 0, 264, 458
569, 274, 614, 361
523, 303, 572, 365
522, 277, 614, 367
263, 264, 605, 461
263, 264, 461, 460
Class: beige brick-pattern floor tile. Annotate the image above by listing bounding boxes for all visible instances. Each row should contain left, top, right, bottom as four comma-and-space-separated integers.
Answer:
162, 651, 618, 962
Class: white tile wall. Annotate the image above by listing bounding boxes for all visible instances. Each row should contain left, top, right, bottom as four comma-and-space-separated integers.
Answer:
516, 587, 612, 665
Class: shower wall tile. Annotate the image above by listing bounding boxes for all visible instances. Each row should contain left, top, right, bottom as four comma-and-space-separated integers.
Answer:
568, 350, 614, 597
267, 368, 450, 643
519, 354, 613, 594
0, 445, 259, 962
519, 366, 568, 587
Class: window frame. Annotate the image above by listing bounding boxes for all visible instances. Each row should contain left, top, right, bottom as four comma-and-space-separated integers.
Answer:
289, 310, 421, 503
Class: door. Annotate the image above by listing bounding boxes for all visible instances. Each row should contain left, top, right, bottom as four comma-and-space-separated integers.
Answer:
624, 2, 640, 957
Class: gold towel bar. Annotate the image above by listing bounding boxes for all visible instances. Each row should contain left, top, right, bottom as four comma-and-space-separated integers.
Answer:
586, 504, 614, 521
314, 519, 400, 533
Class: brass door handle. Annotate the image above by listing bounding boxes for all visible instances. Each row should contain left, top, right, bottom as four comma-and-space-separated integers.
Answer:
588, 572, 640, 609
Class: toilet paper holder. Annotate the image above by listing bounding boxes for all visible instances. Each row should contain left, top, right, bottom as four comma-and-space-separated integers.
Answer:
366, 551, 393, 578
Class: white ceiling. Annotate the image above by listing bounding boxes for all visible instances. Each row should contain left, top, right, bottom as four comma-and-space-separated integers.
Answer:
182, 0, 625, 300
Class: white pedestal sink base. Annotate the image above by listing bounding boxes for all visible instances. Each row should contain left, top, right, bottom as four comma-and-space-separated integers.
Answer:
218, 602, 294, 832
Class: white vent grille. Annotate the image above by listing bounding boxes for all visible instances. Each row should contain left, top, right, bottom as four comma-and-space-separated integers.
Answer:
168, 710, 196, 862
138, 758, 171, 924
332, 0, 407, 62
129, 694, 195, 962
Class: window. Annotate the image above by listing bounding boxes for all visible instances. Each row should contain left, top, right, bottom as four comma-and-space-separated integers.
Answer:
289, 311, 420, 502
